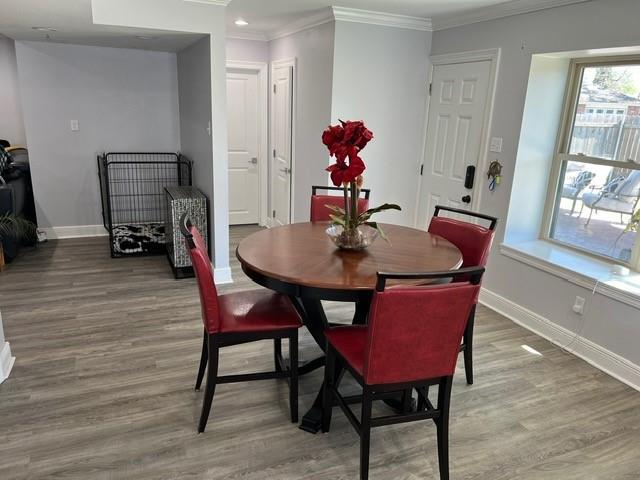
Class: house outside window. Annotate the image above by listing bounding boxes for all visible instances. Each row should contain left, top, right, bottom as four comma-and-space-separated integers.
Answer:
545, 58, 640, 270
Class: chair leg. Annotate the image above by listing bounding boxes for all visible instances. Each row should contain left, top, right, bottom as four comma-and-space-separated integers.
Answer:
586, 208, 594, 226
417, 386, 429, 411
321, 346, 336, 433
198, 335, 219, 433
360, 387, 373, 480
195, 328, 208, 391
463, 305, 476, 385
570, 197, 577, 215
401, 389, 413, 413
436, 377, 453, 480
289, 331, 299, 423
274, 338, 282, 372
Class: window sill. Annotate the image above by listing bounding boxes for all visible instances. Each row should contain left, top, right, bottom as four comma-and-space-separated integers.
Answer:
500, 240, 640, 310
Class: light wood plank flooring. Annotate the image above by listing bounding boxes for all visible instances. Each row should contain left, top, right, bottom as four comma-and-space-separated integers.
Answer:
0, 227, 639, 479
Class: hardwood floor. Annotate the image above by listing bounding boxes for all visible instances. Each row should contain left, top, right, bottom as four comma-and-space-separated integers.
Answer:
0, 228, 639, 479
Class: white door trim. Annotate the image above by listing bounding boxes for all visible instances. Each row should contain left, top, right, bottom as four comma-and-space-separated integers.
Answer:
415, 48, 501, 226
226, 60, 269, 226
270, 57, 297, 226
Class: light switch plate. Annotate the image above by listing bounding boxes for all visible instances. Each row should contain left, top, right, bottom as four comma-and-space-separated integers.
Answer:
70, 120, 79, 132
489, 137, 503, 153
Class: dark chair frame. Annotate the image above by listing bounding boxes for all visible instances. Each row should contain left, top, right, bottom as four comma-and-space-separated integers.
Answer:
311, 185, 371, 199
322, 267, 485, 480
181, 215, 299, 433
433, 205, 497, 385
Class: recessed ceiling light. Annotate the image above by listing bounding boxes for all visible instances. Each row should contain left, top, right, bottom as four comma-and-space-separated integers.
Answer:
134, 35, 158, 40
234, 19, 249, 26
32, 27, 57, 32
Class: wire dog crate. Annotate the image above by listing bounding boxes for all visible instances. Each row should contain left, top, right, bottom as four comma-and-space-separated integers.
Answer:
98, 152, 192, 257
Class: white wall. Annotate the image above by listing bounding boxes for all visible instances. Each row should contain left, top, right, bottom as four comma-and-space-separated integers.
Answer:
91, 0, 231, 282
270, 22, 335, 222
332, 22, 431, 226
178, 37, 213, 246
226, 38, 269, 64
506, 55, 569, 244
0, 35, 26, 146
432, 0, 640, 368
15, 41, 180, 229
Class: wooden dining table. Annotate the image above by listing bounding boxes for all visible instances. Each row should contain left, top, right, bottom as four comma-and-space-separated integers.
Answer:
236, 222, 463, 433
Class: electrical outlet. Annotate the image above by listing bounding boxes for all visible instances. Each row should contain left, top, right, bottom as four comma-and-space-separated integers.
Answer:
70, 119, 79, 132
572, 296, 585, 315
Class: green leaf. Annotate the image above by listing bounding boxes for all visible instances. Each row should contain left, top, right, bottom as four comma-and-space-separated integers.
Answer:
364, 221, 391, 244
358, 203, 402, 223
329, 214, 346, 226
0, 213, 37, 242
625, 209, 640, 233
324, 204, 346, 216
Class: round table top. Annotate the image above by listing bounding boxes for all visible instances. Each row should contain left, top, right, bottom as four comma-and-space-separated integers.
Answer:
236, 222, 463, 292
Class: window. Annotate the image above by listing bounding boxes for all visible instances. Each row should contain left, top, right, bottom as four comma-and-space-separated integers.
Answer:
545, 58, 640, 270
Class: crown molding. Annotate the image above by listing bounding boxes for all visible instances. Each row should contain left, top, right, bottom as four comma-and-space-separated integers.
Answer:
184, 0, 232, 5
268, 8, 334, 41
332, 6, 432, 31
432, 0, 593, 31
227, 30, 269, 42
226, 6, 433, 43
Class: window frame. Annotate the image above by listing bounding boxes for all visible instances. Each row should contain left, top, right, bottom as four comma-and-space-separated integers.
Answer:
542, 55, 640, 271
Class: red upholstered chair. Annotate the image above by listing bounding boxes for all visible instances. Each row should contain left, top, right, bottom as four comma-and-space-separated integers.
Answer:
322, 267, 484, 480
310, 185, 371, 222
180, 214, 302, 433
428, 205, 498, 385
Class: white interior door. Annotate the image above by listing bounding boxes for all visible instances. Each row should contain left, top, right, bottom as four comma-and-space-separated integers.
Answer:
227, 71, 260, 225
417, 60, 491, 227
270, 64, 293, 226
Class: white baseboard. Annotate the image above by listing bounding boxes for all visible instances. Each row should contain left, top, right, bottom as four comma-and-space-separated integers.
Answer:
42, 225, 108, 240
214, 266, 233, 285
0, 342, 15, 384
480, 287, 640, 392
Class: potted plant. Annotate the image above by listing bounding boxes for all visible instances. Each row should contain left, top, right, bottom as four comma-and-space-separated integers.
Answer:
0, 213, 37, 268
322, 120, 401, 250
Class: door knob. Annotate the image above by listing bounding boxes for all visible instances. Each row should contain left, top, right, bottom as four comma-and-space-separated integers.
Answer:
249, 157, 258, 164
280, 167, 291, 174
462, 195, 471, 204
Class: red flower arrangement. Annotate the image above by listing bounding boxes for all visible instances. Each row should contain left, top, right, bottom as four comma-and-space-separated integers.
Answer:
322, 120, 400, 248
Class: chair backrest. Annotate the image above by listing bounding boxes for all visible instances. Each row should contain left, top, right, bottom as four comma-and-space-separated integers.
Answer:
428, 206, 497, 268
363, 268, 484, 385
180, 213, 220, 334
603, 175, 626, 195
573, 171, 595, 189
310, 185, 371, 222
616, 170, 640, 199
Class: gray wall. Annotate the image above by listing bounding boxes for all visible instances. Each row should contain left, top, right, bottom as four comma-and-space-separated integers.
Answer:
0, 35, 26, 146
226, 38, 269, 64
15, 41, 180, 228
270, 22, 335, 222
177, 36, 214, 246
332, 22, 431, 226
432, 0, 640, 365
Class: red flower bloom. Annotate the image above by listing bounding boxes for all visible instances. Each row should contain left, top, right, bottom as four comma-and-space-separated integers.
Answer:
322, 125, 344, 149
322, 120, 373, 186
326, 154, 365, 187
342, 120, 373, 150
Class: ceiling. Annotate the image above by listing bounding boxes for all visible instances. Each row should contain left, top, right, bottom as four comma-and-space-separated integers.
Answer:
0, 0, 587, 51
0, 0, 205, 52
225, 0, 516, 38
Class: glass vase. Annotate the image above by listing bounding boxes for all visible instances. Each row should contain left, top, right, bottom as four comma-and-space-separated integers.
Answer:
325, 224, 379, 251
